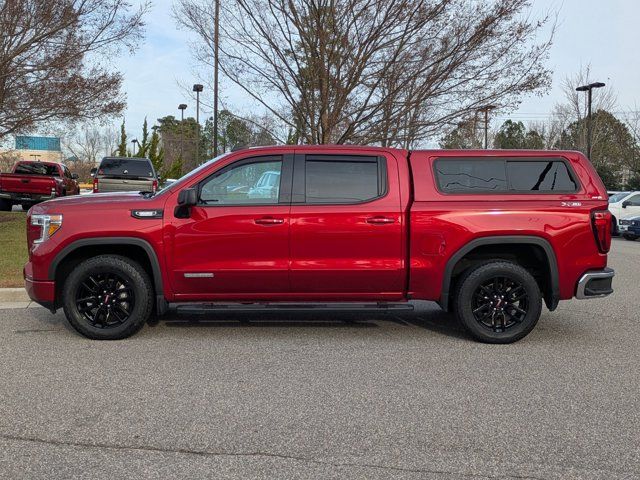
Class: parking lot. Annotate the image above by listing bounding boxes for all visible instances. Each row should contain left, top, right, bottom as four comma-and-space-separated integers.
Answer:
0, 238, 638, 479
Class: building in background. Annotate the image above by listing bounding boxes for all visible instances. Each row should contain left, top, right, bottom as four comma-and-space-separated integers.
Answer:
14, 136, 63, 162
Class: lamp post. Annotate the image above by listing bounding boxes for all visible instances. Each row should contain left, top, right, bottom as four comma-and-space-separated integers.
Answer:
131, 139, 139, 156
478, 105, 496, 149
178, 103, 187, 160
213, 0, 220, 157
576, 82, 605, 160
193, 84, 204, 166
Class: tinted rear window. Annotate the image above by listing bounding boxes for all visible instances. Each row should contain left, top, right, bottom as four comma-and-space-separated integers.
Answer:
507, 161, 577, 191
98, 158, 154, 178
305, 157, 383, 203
14, 163, 59, 176
435, 158, 577, 193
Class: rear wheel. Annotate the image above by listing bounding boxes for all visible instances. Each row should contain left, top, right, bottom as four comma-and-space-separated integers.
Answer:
0, 199, 11, 211
62, 255, 153, 340
454, 261, 542, 344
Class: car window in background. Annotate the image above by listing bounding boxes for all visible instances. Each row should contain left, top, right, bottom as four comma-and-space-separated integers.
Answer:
98, 158, 154, 178
14, 163, 60, 176
609, 192, 630, 203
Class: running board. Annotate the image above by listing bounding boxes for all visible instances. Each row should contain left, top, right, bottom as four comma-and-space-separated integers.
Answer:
173, 302, 414, 315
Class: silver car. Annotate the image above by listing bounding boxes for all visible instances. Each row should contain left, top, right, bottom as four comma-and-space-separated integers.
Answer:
92, 157, 159, 194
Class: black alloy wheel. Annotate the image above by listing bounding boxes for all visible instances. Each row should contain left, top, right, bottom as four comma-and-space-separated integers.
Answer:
454, 261, 542, 343
471, 276, 529, 333
62, 255, 153, 340
75, 272, 135, 329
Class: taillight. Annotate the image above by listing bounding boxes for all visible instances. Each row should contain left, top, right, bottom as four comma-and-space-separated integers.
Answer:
591, 210, 611, 253
93, 177, 99, 193
152, 180, 158, 193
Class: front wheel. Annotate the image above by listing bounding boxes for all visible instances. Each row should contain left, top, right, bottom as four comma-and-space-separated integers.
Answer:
454, 261, 542, 344
62, 255, 154, 339
623, 233, 638, 241
0, 198, 11, 211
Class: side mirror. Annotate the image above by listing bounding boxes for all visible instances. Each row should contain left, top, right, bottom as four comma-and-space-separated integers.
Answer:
175, 188, 198, 219
90, 167, 97, 177
177, 188, 198, 206
622, 200, 630, 208
71, 173, 79, 180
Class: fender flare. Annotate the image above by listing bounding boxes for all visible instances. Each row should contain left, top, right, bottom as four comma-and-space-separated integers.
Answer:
439, 235, 559, 312
48, 237, 167, 314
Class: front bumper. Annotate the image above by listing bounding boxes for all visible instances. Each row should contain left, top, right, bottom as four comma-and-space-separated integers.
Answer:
575, 268, 614, 299
24, 274, 56, 312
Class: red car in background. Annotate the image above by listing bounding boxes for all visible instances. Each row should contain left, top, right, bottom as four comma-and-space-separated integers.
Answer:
0, 160, 80, 211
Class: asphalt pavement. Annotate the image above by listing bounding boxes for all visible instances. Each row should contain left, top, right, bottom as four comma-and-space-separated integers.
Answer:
0, 239, 638, 479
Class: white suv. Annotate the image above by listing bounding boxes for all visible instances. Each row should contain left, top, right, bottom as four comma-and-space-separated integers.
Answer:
609, 191, 640, 234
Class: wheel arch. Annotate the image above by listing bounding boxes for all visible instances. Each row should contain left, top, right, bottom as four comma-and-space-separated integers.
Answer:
49, 237, 167, 314
440, 236, 559, 312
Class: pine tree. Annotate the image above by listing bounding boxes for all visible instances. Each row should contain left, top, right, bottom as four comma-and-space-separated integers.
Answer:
136, 118, 150, 158
148, 129, 163, 174
117, 120, 127, 156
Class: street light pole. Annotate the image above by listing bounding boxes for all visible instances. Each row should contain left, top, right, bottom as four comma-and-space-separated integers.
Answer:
178, 104, 187, 161
213, 0, 220, 157
478, 105, 496, 149
193, 84, 204, 166
576, 82, 605, 160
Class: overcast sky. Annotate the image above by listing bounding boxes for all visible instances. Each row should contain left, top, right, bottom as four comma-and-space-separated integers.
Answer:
117, 0, 640, 141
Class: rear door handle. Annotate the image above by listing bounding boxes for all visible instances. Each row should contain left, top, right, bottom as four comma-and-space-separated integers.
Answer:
254, 217, 285, 225
366, 216, 396, 224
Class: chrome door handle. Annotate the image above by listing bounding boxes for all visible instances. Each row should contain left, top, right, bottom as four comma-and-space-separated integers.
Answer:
366, 216, 396, 224
254, 217, 284, 225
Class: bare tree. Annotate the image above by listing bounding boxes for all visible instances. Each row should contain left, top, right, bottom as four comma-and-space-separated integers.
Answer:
0, 0, 149, 140
175, 0, 553, 147
546, 66, 617, 150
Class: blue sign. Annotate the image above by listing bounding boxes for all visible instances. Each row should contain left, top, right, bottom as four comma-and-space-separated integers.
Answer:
15, 136, 61, 152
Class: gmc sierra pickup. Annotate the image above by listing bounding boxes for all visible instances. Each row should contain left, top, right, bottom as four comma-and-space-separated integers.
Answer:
0, 161, 79, 211
24, 146, 614, 342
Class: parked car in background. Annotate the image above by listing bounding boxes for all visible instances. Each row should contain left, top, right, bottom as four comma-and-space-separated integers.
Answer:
608, 191, 640, 235
618, 215, 640, 241
25, 146, 613, 343
0, 161, 79, 211
91, 157, 159, 194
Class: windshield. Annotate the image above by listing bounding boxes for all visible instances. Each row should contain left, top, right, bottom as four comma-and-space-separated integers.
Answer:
14, 162, 59, 176
156, 152, 232, 196
99, 158, 154, 178
609, 192, 630, 203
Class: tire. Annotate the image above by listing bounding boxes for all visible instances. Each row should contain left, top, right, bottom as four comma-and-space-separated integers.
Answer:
611, 216, 618, 236
623, 233, 638, 241
62, 255, 154, 340
0, 198, 11, 211
454, 261, 542, 344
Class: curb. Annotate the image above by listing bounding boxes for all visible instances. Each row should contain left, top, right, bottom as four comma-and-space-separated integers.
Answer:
0, 288, 42, 310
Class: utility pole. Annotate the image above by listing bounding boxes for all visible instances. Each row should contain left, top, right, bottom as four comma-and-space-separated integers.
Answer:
178, 103, 187, 161
193, 84, 204, 166
478, 105, 496, 149
213, 0, 220, 157
576, 82, 605, 160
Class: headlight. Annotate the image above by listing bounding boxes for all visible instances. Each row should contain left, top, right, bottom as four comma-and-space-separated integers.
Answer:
30, 214, 63, 244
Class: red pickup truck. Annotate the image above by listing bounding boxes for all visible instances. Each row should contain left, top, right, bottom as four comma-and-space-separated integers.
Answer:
24, 146, 614, 343
0, 161, 80, 211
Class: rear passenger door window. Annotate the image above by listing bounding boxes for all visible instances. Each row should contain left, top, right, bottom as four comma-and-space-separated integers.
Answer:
434, 157, 578, 193
295, 155, 386, 204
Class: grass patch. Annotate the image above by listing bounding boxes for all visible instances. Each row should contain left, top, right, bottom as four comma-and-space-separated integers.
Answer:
0, 212, 27, 287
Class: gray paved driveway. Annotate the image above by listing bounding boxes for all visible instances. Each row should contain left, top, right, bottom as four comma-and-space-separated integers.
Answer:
0, 239, 638, 479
